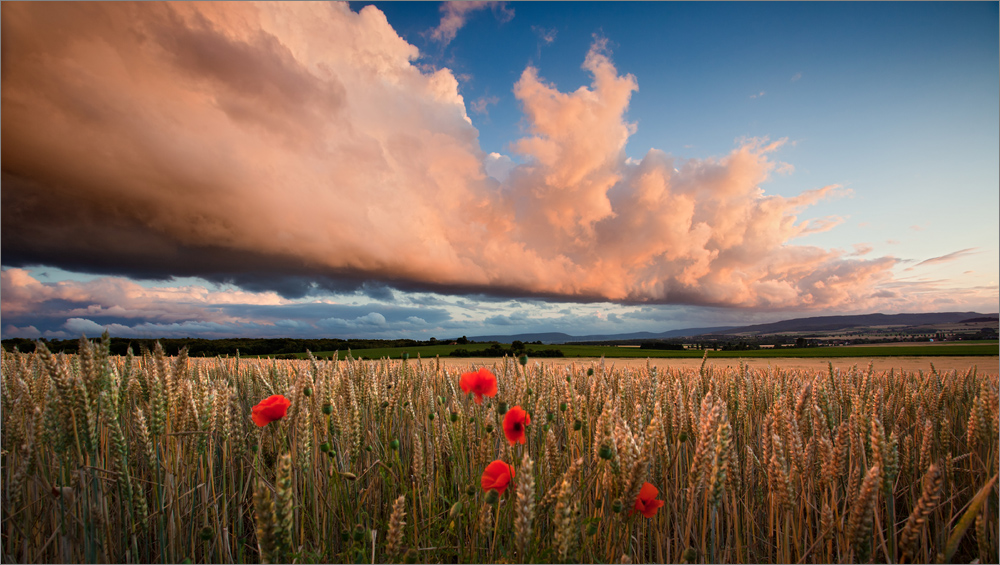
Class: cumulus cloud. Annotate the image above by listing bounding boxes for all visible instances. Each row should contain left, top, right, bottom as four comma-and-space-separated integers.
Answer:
2, 2, 908, 314
0, 269, 455, 338
484, 152, 515, 183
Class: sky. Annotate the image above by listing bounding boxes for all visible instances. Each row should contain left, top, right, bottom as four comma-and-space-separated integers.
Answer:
2, 1, 997, 341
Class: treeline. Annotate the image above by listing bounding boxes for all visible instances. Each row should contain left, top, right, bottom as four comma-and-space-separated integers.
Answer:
638, 341, 686, 350
0, 337, 453, 357
450, 342, 564, 358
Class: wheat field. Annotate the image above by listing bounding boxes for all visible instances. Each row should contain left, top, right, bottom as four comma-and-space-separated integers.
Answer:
1, 335, 997, 564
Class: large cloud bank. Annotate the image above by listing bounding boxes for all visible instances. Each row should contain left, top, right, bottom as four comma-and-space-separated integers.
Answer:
3, 2, 898, 309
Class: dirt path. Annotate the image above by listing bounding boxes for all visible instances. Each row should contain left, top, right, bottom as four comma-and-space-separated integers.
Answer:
416, 355, 998, 375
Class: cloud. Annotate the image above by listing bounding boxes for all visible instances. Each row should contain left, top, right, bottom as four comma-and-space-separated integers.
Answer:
3, 325, 42, 339
2, 2, 907, 313
850, 244, 873, 257
430, 1, 513, 46
0, 269, 455, 338
790, 72, 802, 82
532, 25, 557, 45
750, 91, 766, 99
912, 248, 979, 268
470, 94, 499, 116
484, 152, 515, 183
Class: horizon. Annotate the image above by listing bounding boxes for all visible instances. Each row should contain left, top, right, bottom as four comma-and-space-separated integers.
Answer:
2, 1, 998, 340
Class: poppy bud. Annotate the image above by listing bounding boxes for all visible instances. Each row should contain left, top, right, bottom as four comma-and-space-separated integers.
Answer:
543, 424, 550, 432
322, 403, 333, 415
381, 401, 390, 409
450, 411, 459, 422
403, 548, 418, 563
327, 449, 336, 458
354, 549, 366, 564
428, 412, 435, 421
403, 401, 409, 407
303, 387, 312, 397
519, 354, 528, 366
199, 526, 214, 541
595, 499, 603, 509
573, 419, 582, 431
340, 530, 350, 543
438, 396, 446, 405
682, 547, 698, 563
586, 522, 599, 536
599, 444, 613, 460
678, 431, 688, 443
466, 485, 476, 497
320, 442, 331, 453
390, 439, 399, 451
611, 499, 623, 513
352, 524, 365, 542
547, 412, 554, 422
485, 424, 494, 433
498, 402, 508, 415
485, 489, 500, 505
587, 368, 594, 376
449, 501, 463, 518
365, 445, 373, 452
526, 388, 533, 395
401, 353, 409, 360
566, 375, 571, 383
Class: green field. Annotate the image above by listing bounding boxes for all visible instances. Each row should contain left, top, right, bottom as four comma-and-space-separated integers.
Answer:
283, 341, 998, 360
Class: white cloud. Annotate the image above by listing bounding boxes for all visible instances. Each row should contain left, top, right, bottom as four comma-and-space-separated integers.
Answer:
484, 152, 515, 183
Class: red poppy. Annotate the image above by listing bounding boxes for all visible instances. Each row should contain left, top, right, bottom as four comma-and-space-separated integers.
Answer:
251, 394, 291, 427
502, 405, 530, 445
481, 460, 515, 496
631, 482, 664, 518
459, 368, 498, 404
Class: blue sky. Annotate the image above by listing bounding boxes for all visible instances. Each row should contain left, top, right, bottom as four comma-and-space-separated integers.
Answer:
2, 1, 997, 340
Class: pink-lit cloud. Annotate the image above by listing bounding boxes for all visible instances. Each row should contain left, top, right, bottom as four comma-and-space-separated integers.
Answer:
430, 1, 513, 46
1, 268, 287, 322
470, 94, 500, 116
1, 2, 922, 313
913, 248, 979, 268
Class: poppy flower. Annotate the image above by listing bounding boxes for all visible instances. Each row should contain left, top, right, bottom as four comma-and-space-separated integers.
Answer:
459, 368, 498, 404
251, 394, 291, 427
502, 405, 531, 445
481, 460, 515, 496
631, 482, 664, 518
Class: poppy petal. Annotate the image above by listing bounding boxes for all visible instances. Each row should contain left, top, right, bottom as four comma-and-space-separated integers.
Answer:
638, 482, 658, 502
251, 394, 291, 427
641, 499, 664, 518
481, 460, 514, 495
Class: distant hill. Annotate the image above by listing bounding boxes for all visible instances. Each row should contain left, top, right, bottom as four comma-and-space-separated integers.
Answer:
705, 312, 994, 336
469, 312, 997, 344
469, 327, 736, 345
961, 316, 999, 323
